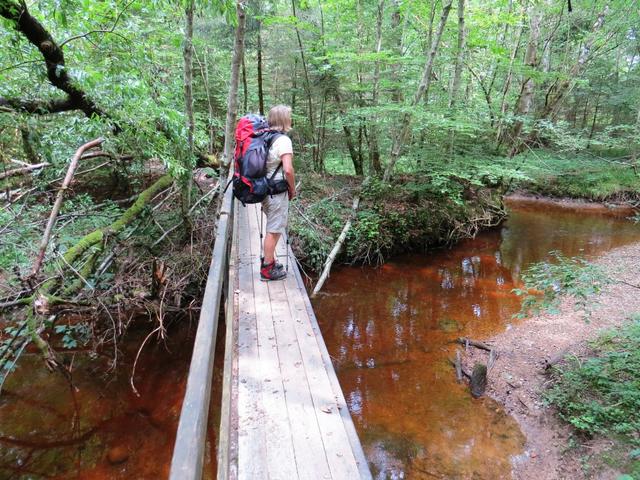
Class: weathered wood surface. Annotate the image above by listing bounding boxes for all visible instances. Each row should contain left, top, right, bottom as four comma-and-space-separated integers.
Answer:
169, 170, 235, 480
218, 202, 372, 480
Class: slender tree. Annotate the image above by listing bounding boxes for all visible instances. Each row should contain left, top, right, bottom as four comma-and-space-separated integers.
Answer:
222, 0, 247, 174
368, 0, 385, 175
257, 20, 265, 115
507, 7, 541, 155
448, 0, 466, 109
184, 0, 195, 154
383, 0, 454, 182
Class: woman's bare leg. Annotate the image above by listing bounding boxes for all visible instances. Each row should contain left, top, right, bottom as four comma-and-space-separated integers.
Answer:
263, 232, 281, 264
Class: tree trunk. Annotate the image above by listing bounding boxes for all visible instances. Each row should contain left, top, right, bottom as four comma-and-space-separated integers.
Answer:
485, 0, 513, 102
507, 8, 541, 156
448, 0, 466, 109
183, 0, 195, 154
221, 0, 246, 174
241, 53, 248, 113
257, 21, 265, 115
587, 92, 601, 146
291, 57, 298, 113
181, 0, 195, 227
20, 126, 39, 163
383, 0, 454, 182
368, 0, 385, 176
495, 10, 525, 145
291, 0, 318, 170
538, 6, 610, 121
334, 91, 362, 175
389, 0, 404, 103
203, 48, 215, 154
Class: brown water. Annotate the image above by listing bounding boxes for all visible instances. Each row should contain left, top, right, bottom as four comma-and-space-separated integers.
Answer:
0, 323, 224, 479
312, 199, 640, 480
1, 200, 637, 480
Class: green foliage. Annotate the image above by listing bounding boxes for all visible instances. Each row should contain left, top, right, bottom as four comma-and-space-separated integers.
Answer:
546, 316, 640, 476
54, 322, 91, 349
513, 251, 611, 318
507, 150, 640, 201
0, 319, 30, 387
0, 195, 123, 281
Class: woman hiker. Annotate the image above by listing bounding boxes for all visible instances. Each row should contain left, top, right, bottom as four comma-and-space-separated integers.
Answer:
261, 104, 296, 281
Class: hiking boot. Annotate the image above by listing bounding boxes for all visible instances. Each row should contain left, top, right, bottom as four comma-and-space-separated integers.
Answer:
260, 261, 287, 281
261, 258, 284, 271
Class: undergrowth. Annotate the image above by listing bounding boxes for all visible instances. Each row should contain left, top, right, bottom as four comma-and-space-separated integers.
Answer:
505, 150, 640, 201
290, 172, 505, 271
546, 315, 640, 478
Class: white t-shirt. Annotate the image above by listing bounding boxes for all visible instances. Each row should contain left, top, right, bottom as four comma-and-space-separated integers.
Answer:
266, 134, 293, 181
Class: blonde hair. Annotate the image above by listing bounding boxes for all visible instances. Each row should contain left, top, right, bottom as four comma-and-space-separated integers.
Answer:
267, 105, 292, 132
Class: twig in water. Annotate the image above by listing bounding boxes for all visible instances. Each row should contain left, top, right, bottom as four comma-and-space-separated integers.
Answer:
130, 325, 163, 397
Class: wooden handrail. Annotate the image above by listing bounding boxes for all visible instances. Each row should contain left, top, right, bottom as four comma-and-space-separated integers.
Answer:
169, 171, 235, 480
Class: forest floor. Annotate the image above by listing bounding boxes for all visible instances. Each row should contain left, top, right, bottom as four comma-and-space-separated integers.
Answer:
461, 240, 640, 480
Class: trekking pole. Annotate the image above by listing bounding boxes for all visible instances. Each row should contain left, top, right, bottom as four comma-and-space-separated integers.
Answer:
285, 220, 290, 273
259, 205, 264, 265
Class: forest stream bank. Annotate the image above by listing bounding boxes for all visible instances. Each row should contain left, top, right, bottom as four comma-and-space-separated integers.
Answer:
461, 241, 640, 480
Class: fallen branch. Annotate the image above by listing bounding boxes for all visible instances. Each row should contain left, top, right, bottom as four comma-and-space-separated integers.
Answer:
311, 184, 365, 298
455, 337, 493, 352
30, 138, 104, 277
618, 279, 640, 290
447, 357, 471, 379
0, 162, 49, 180
454, 349, 463, 383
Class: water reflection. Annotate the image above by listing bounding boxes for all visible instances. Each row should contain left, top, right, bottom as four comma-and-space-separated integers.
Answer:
313, 201, 640, 479
0, 325, 222, 479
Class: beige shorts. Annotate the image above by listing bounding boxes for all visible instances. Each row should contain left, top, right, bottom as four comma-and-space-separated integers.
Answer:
261, 192, 289, 234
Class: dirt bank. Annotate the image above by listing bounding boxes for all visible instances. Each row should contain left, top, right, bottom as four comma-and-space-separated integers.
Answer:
505, 193, 638, 217
461, 240, 640, 480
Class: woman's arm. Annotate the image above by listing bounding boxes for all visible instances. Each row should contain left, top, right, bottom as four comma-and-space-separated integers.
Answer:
281, 152, 296, 199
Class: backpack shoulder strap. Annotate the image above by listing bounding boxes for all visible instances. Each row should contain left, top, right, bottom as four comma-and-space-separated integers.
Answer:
266, 132, 286, 180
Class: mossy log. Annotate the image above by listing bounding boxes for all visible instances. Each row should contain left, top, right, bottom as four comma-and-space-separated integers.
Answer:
63, 174, 173, 266
10, 175, 174, 374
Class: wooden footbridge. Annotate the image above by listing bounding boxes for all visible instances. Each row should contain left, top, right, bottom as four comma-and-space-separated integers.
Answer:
169, 177, 372, 480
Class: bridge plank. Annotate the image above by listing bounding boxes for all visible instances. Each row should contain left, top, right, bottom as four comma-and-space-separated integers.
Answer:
246, 207, 301, 479
236, 207, 268, 479
280, 272, 363, 480
286, 249, 372, 479
219, 202, 372, 480
266, 279, 332, 480
217, 204, 239, 480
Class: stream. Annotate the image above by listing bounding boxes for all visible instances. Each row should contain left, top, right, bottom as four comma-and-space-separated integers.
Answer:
0, 323, 223, 479
0, 198, 638, 479
311, 198, 640, 480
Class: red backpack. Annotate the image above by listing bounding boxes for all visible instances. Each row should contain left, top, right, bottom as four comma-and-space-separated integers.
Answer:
232, 114, 288, 204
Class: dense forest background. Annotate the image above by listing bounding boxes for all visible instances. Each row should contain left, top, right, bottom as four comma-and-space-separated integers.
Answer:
1, 0, 639, 385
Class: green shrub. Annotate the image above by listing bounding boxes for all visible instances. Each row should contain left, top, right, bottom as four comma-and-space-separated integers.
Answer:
545, 316, 640, 477
513, 251, 611, 318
